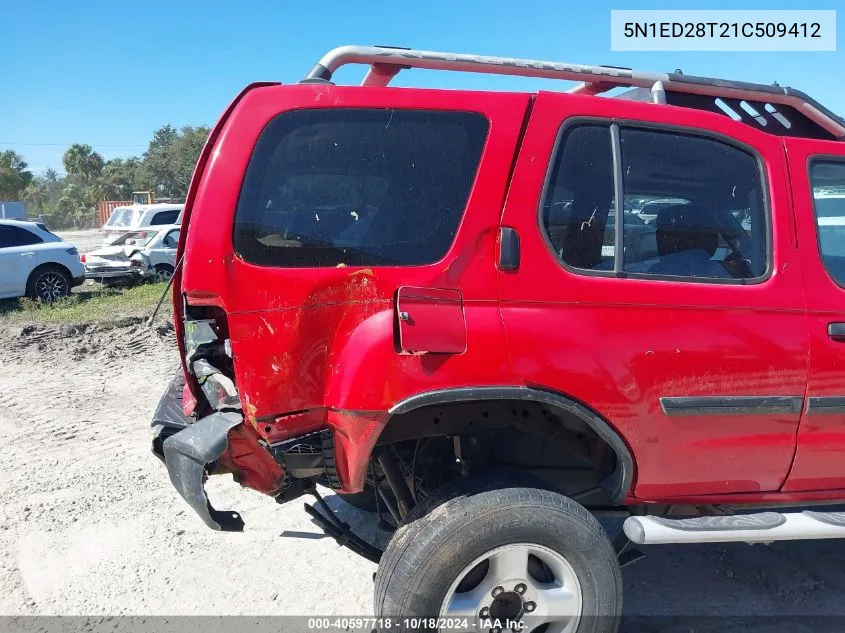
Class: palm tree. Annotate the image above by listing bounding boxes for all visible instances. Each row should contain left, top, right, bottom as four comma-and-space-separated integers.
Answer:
0, 150, 33, 199
62, 144, 104, 184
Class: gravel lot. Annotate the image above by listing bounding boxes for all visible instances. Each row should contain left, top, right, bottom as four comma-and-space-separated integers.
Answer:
2, 318, 845, 631
55, 228, 105, 255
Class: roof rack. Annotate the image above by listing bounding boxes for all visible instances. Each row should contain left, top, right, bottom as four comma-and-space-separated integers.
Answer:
304, 45, 845, 141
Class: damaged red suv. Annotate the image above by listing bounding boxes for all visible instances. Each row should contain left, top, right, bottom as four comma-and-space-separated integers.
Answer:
153, 45, 845, 632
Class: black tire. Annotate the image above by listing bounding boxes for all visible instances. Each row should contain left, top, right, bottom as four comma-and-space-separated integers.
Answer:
152, 264, 174, 283
374, 473, 622, 633
26, 265, 71, 302
337, 487, 379, 512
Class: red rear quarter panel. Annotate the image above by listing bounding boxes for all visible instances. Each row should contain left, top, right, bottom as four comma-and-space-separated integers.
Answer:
181, 84, 530, 489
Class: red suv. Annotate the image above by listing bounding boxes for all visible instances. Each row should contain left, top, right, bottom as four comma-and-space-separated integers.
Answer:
152, 45, 845, 632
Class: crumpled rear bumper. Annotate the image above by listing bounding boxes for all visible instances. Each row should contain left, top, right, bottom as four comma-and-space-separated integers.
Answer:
162, 411, 245, 531
152, 370, 246, 532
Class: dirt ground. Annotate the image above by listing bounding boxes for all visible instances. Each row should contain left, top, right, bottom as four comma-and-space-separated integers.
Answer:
3, 318, 845, 631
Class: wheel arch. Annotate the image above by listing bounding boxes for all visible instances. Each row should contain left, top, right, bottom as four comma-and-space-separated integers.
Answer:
375, 386, 636, 505
25, 262, 73, 295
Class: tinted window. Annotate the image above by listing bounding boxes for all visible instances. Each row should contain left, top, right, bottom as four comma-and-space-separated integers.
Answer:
809, 161, 845, 285
542, 125, 615, 270
233, 109, 489, 267
541, 123, 767, 281
0, 225, 43, 248
150, 210, 179, 225
620, 129, 765, 279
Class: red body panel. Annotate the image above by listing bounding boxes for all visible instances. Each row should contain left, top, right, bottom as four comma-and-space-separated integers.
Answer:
499, 93, 808, 499
396, 286, 466, 354
181, 84, 529, 492
782, 137, 845, 491
177, 80, 845, 505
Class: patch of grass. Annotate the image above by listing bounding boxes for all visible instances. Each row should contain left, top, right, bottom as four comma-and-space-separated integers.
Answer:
0, 282, 173, 325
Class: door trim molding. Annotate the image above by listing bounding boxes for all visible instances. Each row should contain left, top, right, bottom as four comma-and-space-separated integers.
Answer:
806, 397, 845, 415
661, 396, 804, 416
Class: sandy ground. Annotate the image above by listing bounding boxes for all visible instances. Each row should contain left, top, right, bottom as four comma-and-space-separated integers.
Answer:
2, 319, 845, 631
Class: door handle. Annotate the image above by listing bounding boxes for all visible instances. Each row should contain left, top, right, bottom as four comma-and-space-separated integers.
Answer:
498, 226, 520, 271
21, 252, 35, 257
828, 323, 845, 341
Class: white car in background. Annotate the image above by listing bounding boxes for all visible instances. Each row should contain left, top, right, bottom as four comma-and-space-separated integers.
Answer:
0, 220, 85, 301
102, 203, 183, 244
83, 224, 180, 285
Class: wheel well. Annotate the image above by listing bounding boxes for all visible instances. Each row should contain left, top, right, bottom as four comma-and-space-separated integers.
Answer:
27, 262, 72, 286
154, 263, 175, 271
375, 388, 634, 506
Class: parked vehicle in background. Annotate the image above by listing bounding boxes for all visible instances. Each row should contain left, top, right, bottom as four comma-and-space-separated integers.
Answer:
152, 45, 845, 632
0, 201, 26, 220
84, 224, 180, 285
0, 219, 84, 301
101, 203, 183, 244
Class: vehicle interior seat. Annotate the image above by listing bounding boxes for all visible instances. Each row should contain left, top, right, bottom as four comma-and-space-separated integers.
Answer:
649, 204, 731, 278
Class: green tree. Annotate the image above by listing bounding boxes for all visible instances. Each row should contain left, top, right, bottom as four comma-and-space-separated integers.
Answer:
140, 125, 208, 199
62, 144, 105, 184
98, 157, 141, 200
53, 183, 93, 228
22, 183, 45, 215
0, 150, 33, 199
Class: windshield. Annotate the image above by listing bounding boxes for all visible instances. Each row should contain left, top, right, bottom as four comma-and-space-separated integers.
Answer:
108, 229, 157, 247
106, 208, 138, 227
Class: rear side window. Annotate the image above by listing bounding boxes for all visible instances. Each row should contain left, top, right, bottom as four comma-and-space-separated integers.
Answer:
150, 210, 179, 225
809, 160, 845, 285
107, 209, 135, 227
541, 122, 767, 282
233, 109, 489, 267
0, 226, 43, 247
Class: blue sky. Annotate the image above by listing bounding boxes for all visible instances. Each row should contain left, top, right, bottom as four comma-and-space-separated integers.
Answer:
2, 0, 843, 174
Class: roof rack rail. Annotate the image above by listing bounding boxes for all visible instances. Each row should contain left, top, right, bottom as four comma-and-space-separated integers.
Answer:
304, 45, 845, 140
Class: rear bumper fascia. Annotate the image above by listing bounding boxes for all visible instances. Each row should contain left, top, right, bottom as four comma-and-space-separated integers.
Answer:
162, 411, 245, 532
152, 370, 246, 532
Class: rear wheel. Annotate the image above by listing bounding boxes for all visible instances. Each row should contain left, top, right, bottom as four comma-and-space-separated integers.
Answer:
152, 264, 174, 283
26, 266, 71, 302
374, 474, 622, 632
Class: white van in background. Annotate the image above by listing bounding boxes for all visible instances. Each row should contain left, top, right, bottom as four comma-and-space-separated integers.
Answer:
102, 203, 183, 244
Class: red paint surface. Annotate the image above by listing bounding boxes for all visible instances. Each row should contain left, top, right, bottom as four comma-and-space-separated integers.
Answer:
498, 92, 808, 498
174, 81, 845, 505
782, 137, 845, 491
180, 85, 526, 494
396, 286, 466, 354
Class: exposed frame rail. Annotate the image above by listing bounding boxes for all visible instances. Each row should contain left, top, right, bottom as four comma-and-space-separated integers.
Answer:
304, 45, 845, 139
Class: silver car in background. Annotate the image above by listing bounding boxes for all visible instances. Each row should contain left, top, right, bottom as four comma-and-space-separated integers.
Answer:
83, 225, 180, 285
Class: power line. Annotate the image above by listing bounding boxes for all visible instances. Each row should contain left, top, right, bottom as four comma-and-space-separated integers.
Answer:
0, 142, 147, 147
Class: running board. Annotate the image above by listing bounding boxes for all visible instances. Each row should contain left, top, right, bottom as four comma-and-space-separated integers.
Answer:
624, 511, 845, 545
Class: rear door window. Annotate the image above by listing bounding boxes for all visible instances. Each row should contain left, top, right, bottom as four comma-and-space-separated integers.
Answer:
233, 109, 489, 267
809, 160, 845, 285
541, 122, 768, 281
0, 226, 43, 247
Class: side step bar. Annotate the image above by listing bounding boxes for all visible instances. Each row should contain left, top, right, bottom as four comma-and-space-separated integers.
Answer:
624, 510, 845, 545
